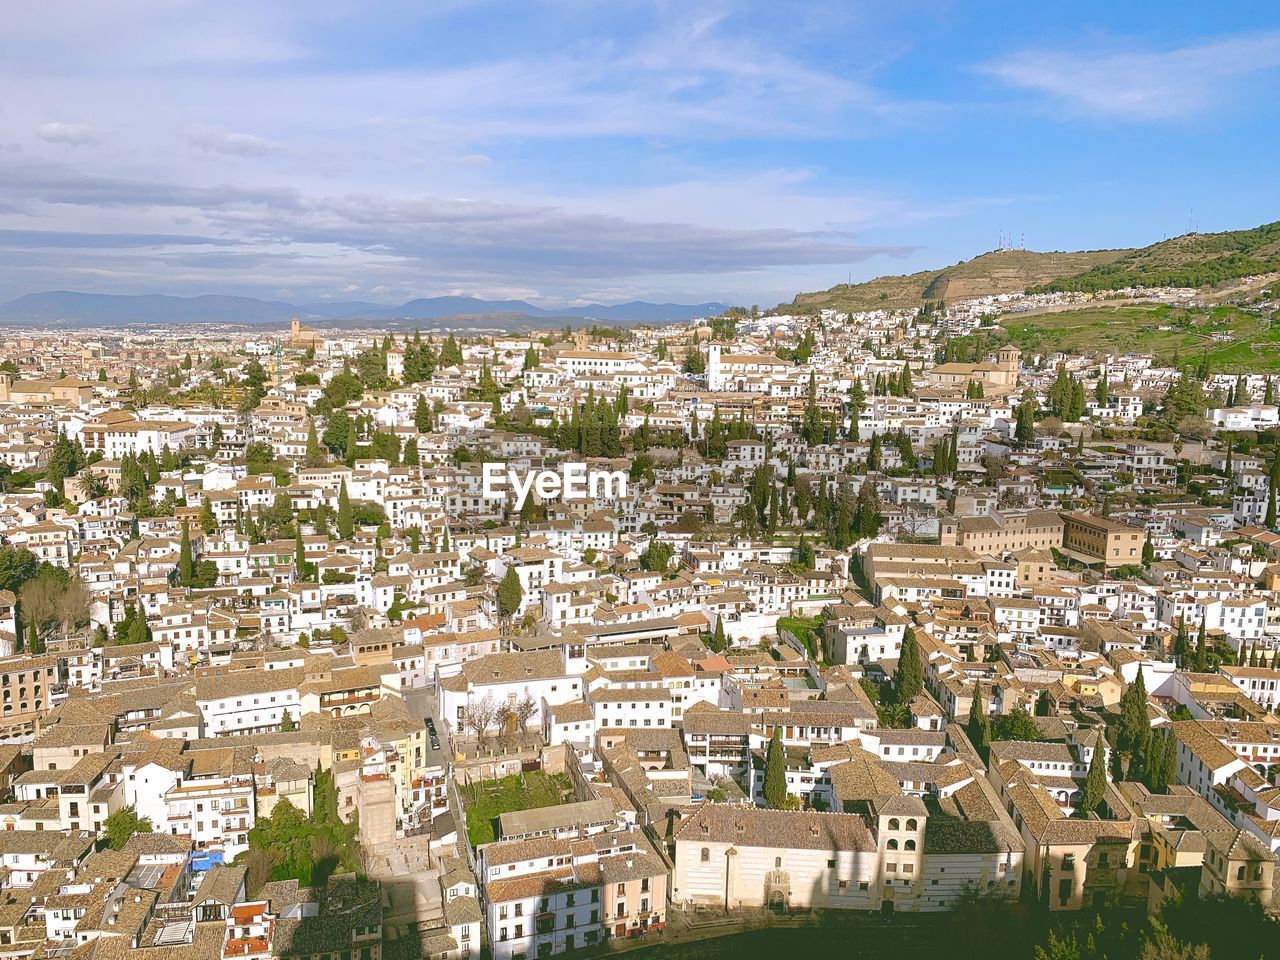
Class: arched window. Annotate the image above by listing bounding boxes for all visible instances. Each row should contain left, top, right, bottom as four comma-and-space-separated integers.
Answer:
887, 839, 899, 850
906, 819, 918, 831
701, 848, 710, 863
888, 818, 900, 830
775, 857, 782, 869
905, 839, 916, 851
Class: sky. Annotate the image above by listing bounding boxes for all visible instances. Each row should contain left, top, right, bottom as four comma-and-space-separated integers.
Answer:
1, 1, 1279, 309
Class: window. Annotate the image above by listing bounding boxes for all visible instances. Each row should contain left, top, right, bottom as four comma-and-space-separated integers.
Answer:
701, 848, 710, 863
906, 819, 917, 831
774, 857, 782, 869
888, 818, 900, 830
887, 839, 898, 850
905, 840, 916, 851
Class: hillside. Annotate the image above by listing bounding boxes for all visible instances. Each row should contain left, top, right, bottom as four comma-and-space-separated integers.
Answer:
1000, 303, 1280, 373
787, 248, 1126, 313
1026, 220, 1280, 294
786, 218, 1280, 313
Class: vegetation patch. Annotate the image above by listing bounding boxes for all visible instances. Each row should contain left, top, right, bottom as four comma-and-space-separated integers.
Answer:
463, 771, 573, 847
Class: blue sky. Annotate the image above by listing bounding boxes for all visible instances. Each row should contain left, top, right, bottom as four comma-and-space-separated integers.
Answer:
1, 1, 1278, 307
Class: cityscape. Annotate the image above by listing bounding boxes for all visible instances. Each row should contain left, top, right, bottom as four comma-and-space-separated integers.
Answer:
3, 5, 1280, 960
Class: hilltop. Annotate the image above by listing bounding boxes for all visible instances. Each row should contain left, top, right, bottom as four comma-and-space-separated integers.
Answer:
786, 248, 1127, 313
785, 218, 1280, 312
1027, 220, 1280, 293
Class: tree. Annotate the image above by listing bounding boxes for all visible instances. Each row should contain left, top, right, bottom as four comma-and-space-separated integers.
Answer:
198, 496, 217, 534
305, 421, 326, 467
640, 540, 673, 572
280, 711, 296, 732
497, 565, 523, 621
795, 534, 814, 570
466, 695, 498, 744
0, 546, 37, 594
991, 709, 1043, 742
178, 521, 194, 585
104, 806, 153, 849
710, 617, 727, 652
1079, 743, 1107, 816
967, 684, 990, 758
896, 629, 923, 704
322, 409, 351, 458
337, 481, 354, 539
1163, 376, 1207, 423
1117, 670, 1151, 771
763, 728, 787, 809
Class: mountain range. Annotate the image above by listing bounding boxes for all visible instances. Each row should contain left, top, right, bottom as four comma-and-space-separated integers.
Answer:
0, 291, 729, 327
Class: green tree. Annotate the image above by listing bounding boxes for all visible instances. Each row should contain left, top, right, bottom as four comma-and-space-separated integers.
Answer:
763, 728, 787, 809
104, 805, 153, 849
795, 534, 814, 570
178, 521, 194, 585
414, 394, 434, 433
1079, 743, 1107, 816
895, 629, 923, 705
337, 481, 354, 539
305, 421, 326, 467
967, 684, 990, 758
1117, 670, 1151, 771
710, 618, 727, 653
497, 565, 523, 620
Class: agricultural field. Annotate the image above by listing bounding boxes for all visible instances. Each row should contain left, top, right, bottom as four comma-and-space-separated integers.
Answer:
1001, 303, 1280, 372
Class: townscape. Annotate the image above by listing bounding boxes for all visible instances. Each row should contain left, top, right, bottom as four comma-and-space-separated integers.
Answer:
2, 276, 1280, 960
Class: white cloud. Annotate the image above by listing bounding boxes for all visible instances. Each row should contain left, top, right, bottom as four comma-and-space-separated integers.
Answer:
981, 30, 1280, 120
186, 125, 278, 157
38, 122, 99, 146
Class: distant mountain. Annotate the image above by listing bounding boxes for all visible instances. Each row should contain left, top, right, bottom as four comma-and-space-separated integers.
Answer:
0, 291, 303, 325
784, 218, 1280, 313
0, 290, 729, 326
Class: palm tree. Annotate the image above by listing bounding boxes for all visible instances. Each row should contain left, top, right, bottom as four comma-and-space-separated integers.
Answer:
78, 473, 109, 501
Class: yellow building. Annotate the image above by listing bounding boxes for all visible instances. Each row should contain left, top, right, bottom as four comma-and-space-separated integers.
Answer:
927, 345, 1020, 396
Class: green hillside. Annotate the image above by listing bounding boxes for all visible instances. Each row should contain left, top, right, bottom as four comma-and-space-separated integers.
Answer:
788, 248, 1125, 313
1026, 221, 1280, 294
785, 219, 1280, 314
1002, 303, 1280, 373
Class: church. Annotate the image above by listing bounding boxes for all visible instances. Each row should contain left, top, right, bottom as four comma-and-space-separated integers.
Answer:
288, 317, 324, 351
926, 344, 1020, 396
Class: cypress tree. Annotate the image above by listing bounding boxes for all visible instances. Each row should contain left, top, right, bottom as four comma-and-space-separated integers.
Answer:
1080, 742, 1107, 816
1160, 730, 1177, 790
896, 629, 923, 705
1118, 670, 1150, 765
178, 522, 194, 586
763, 728, 787, 809
337, 481, 354, 539
1145, 730, 1167, 793
967, 684, 990, 758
